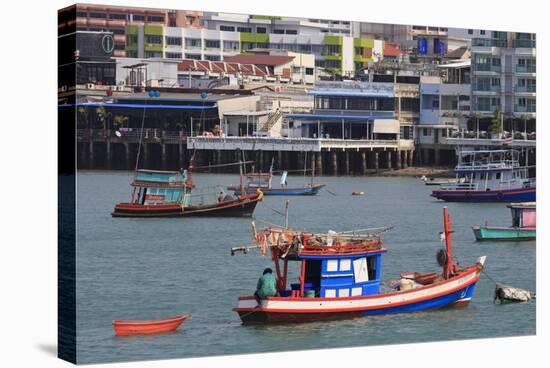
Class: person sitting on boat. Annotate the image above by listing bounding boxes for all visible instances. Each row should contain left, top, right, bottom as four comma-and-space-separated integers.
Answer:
254, 268, 277, 306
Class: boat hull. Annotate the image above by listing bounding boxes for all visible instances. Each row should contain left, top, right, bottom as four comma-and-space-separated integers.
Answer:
234, 265, 481, 324
113, 314, 190, 336
112, 193, 261, 218
431, 187, 535, 202
229, 184, 325, 196
472, 226, 536, 241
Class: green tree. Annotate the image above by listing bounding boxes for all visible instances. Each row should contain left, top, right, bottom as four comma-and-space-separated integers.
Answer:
77, 106, 89, 129
490, 109, 503, 135
95, 106, 112, 132
113, 115, 128, 131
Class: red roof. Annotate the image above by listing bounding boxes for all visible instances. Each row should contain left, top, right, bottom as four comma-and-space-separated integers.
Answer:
176, 59, 273, 77
384, 43, 403, 57
224, 54, 295, 66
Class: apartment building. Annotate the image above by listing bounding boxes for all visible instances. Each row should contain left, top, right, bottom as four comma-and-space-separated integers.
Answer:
471, 31, 536, 133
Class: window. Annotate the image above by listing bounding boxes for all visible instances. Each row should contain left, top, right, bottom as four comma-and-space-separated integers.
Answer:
112, 29, 125, 35
126, 35, 137, 44
166, 36, 182, 46
432, 99, 439, 109
114, 44, 125, 50
89, 12, 106, 18
220, 25, 235, 32
480, 30, 486, 35
109, 13, 127, 20
273, 29, 285, 34
257, 27, 267, 34
286, 30, 297, 35
205, 40, 220, 49
76, 12, 87, 17
147, 15, 164, 22
185, 38, 201, 48
205, 55, 221, 61
423, 128, 429, 136
468, 29, 473, 34
145, 35, 162, 44
144, 51, 162, 58
185, 53, 201, 60
305, 68, 314, 75
237, 27, 252, 33
223, 40, 239, 50
133, 14, 145, 21
166, 52, 182, 59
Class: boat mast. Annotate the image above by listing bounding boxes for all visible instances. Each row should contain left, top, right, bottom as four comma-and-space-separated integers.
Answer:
443, 206, 453, 279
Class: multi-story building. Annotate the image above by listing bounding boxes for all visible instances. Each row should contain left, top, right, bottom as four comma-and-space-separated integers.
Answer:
471, 31, 536, 134
68, 4, 202, 57
126, 12, 385, 77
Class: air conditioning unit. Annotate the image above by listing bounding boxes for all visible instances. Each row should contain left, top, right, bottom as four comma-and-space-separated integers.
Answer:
118, 80, 126, 86
86, 83, 95, 89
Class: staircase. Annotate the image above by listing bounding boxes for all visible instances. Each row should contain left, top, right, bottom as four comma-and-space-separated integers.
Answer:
258, 110, 283, 133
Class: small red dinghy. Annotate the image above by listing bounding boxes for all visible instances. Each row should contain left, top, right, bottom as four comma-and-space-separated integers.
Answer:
113, 314, 190, 336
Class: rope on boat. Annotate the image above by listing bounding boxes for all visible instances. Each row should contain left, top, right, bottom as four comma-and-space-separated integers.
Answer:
134, 98, 149, 173
325, 188, 338, 196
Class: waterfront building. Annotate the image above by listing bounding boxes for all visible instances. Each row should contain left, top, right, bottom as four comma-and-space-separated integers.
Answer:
470, 31, 536, 136
60, 4, 203, 57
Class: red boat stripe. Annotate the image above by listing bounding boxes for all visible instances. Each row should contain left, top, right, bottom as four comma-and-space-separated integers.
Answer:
235, 271, 480, 313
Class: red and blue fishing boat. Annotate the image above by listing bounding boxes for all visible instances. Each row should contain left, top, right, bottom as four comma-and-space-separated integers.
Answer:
112, 165, 262, 218
228, 159, 325, 196
431, 149, 535, 202
232, 207, 486, 324
472, 202, 536, 241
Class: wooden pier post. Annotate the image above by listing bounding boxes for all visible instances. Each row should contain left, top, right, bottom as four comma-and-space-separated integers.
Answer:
316, 152, 323, 176
373, 151, 379, 171
142, 143, 149, 169
344, 151, 350, 175
386, 151, 392, 169
88, 141, 94, 169
395, 150, 401, 170
434, 148, 441, 166
161, 144, 167, 170
124, 143, 131, 170
361, 151, 367, 175
331, 151, 338, 176
105, 141, 112, 169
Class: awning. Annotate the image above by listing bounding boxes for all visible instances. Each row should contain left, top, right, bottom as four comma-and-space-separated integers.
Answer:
372, 119, 400, 134
286, 113, 394, 121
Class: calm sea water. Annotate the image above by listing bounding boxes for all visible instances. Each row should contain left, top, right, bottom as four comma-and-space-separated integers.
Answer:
75, 171, 536, 364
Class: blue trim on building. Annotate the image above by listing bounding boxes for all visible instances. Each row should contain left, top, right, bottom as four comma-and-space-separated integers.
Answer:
58, 103, 217, 109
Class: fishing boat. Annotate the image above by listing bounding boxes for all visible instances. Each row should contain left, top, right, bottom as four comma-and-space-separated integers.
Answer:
112, 166, 263, 218
227, 159, 325, 196
232, 207, 486, 324
113, 314, 190, 336
472, 202, 536, 241
431, 149, 535, 202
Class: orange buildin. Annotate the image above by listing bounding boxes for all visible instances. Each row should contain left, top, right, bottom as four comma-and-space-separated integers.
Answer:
58, 4, 203, 57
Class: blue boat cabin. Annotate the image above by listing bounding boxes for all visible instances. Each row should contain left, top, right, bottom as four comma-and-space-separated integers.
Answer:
131, 169, 189, 205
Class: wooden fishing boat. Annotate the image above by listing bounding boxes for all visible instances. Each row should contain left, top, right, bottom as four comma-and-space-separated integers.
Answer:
431, 149, 536, 202
472, 202, 536, 241
228, 159, 325, 196
112, 168, 263, 218
232, 207, 486, 324
113, 314, 190, 336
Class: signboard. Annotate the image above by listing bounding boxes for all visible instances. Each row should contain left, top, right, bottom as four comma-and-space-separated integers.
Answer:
418, 38, 428, 54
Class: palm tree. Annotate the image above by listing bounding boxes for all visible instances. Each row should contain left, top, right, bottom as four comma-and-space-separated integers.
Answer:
113, 115, 128, 131
96, 106, 112, 136
77, 106, 89, 129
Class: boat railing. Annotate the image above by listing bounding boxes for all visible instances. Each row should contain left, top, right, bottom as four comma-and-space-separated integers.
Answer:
441, 182, 479, 191
455, 161, 519, 171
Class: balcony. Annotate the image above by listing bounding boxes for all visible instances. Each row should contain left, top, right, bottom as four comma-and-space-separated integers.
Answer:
474, 64, 501, 73
473, 85, 501, 93
513, 39, 536, 48
514, 105, 536, 113
472, 38, 507, 47
514, 85, 536, 93
475, 105, 499, 113
515, 65, 536, 74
